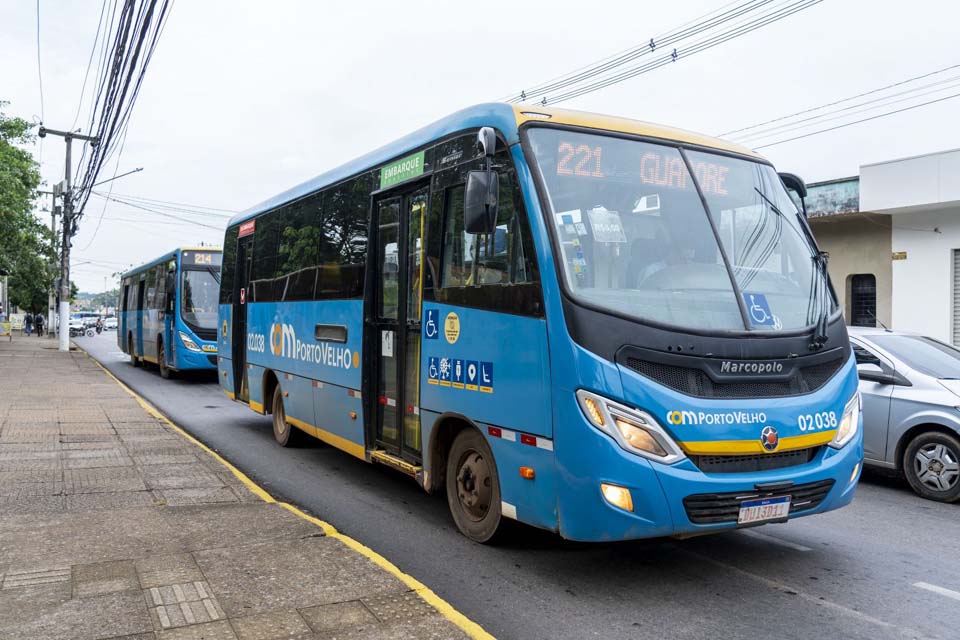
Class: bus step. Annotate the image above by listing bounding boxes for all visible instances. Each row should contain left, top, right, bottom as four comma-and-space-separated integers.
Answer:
370, 450, 422, 478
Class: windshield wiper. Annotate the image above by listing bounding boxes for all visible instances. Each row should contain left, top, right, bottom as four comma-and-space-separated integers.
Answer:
206, 267, 222, 285
753, 187, 831, 349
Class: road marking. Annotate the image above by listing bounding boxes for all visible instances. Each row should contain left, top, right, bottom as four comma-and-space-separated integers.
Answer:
739, 529, 813, 552
82, 350, 495, 640
913, 581, 960, 602
678, 547, 931, 639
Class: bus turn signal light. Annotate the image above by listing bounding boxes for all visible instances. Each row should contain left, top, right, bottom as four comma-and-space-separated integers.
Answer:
582, 396, 605, 427
520, 466, 535, 479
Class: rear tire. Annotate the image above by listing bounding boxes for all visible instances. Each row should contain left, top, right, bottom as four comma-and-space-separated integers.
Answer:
158, 340, 172, 379
903, 431, 960, 503
271, 384, 303, 447
446, 429, 504, 543
129, 335, 141, 367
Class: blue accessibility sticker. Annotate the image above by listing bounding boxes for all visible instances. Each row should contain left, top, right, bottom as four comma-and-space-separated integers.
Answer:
743, 292, 775, 327
479, 361, 494, 393
423, 308, 440, 340
427, 356, 440, 384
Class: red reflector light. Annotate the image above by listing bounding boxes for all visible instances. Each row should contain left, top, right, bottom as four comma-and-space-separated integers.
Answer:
520, 434, 537, 446
488, 427, 502, 438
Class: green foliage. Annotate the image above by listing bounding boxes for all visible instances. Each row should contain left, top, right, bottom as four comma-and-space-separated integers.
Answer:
0, 101, 52, 312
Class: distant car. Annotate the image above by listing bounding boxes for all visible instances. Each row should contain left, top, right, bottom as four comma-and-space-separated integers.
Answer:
104, 316, 117, 330
68, 315, 87, 337
850, 327, 960, 503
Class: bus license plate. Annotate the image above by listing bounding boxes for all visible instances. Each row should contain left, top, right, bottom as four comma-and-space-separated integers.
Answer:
738, 495, 791, 525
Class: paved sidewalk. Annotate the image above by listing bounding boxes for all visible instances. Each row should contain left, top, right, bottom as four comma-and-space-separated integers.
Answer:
0, 337, 474, 640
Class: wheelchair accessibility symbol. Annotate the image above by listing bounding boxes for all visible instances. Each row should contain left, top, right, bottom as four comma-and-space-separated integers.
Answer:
744, 292, 777, 328
424, 309, 439, 340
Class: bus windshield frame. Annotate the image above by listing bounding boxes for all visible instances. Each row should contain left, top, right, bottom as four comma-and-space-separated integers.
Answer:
523, 125, 836, 336
180, 267, 220, 334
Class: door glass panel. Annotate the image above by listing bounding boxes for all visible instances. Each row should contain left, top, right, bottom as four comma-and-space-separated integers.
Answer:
403, 328, 421, 452
379, 329, 398, 444
378, 199, 400, 319
407, 192, 427, 321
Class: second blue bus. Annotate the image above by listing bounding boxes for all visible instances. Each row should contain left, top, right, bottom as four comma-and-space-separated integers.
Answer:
118, 247, 222, 378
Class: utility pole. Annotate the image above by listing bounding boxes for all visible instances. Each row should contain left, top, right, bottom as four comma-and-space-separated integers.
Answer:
39, 189, 60, 339
38, 127, 99, 352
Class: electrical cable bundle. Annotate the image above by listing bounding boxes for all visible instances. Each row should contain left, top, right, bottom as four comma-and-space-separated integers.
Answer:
501, 0, 824, 106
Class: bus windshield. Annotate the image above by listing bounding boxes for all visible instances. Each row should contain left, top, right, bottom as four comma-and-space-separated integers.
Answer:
527, 128, 831, 332
181, 269, 219, 330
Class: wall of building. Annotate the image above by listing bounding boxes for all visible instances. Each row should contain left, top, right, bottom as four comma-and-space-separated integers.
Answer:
861, 149, 960, 212
890, 206, 960, 343
809, 214, 892, 328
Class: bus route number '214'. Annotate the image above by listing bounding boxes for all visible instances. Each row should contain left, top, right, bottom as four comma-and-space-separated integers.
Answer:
797, 411, 837, 432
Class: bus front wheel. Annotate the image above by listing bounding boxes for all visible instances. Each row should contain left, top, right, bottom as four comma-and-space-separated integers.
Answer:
158, 340, 172, 379
446, 429, 504, 543
128, 335, 141, 368
271, 384, 303, 447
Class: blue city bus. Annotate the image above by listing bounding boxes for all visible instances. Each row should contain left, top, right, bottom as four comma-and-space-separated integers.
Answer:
217, 104, 862, 543
119, 247, 222, 378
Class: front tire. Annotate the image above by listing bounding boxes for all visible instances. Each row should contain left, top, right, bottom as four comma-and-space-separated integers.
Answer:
158, 340, 172, 379
446, 429, 504, 543
129, 335, 141, 367
271, 384, 303, 447
903, 431, 960, 503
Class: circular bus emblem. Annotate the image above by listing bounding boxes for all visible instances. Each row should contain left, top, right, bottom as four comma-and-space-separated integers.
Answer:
760, 426, 779, 451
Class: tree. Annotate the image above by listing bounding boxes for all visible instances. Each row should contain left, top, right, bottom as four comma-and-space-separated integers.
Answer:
0, 101, 52, 312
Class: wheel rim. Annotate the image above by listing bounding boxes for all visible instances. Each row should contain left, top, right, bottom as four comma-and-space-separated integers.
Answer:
455, 449, 492, 522
914, 442, 960, 492
274, 393, 287, 437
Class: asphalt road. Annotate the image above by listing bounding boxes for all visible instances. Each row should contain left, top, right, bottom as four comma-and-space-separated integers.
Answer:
77, 331, 960, 640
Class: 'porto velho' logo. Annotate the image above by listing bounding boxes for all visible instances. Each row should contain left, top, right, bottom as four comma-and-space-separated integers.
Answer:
256, 322, 358, 370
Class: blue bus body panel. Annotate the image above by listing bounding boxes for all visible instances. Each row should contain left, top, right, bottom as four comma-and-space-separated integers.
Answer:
420, 304, 551, 438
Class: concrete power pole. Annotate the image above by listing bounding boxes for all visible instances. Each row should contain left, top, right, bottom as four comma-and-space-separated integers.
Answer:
38, 127, 99, 352
39, 189, 60, 340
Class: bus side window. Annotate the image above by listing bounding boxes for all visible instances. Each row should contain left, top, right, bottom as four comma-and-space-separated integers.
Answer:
220, 226, 238, 305
441, 170, 533, 287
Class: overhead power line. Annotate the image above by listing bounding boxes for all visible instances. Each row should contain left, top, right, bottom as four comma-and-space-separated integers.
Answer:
753, 90, 960, 149
35, 0, 45, 122
96, 191, 239, 213
502, 0, 823, 106
721, 62, 960, 137
731, 73, 960, 143
90, 192, 225, 230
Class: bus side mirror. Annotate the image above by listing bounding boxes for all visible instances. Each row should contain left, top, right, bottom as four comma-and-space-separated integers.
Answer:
464, 170, 499, 234
464, 127, 499, 234
779, 172, 808, 217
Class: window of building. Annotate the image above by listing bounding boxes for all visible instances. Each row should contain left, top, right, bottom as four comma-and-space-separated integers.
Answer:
849, 273, 877, 327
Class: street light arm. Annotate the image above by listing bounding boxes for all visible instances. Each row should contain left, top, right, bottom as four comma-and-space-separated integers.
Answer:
92, 167, 143, 188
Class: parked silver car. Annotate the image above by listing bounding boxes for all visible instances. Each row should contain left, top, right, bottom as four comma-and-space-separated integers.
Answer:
850, 327, 960, 502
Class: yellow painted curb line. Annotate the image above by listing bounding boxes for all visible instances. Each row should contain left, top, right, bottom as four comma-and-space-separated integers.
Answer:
84, 352, 494, 640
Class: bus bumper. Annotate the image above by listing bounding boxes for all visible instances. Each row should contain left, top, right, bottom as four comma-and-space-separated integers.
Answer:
553, 398, 863, 542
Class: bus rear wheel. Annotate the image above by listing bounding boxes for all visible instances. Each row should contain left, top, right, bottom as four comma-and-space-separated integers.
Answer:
158, 340, 172, 379
271, 384, 303, 447
446, 429, 504, 543
128, 335, 141, 367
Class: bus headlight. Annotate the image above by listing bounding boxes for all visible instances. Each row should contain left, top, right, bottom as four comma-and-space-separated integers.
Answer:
576, 390, 684, 463
830, 392, 861, 449
179, 331, 202, 352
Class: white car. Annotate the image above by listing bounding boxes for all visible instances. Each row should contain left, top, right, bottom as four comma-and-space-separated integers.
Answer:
104, 317, 118, 330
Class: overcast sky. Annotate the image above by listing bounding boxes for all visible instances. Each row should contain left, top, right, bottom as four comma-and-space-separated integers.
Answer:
2, 0, 958, 292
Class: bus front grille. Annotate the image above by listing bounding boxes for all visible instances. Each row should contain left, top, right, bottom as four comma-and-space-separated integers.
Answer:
683, 479, 835, 525
621, 357, 843, 399
690, 447, 820, 474
192, 327, 218, 341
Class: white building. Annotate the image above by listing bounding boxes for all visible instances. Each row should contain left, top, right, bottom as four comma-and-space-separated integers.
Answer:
807, 147, 960, 345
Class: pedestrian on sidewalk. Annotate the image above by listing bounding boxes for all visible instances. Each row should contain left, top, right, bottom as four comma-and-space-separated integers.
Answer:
35, 312, 44, 337
24, 312, 33, 336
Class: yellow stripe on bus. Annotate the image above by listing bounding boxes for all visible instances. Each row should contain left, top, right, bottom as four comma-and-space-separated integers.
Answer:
286, 416, 367, 461
679, 430, 836, 455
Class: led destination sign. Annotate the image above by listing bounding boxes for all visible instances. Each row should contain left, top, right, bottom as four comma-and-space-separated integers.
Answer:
553, 140, 732, 196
